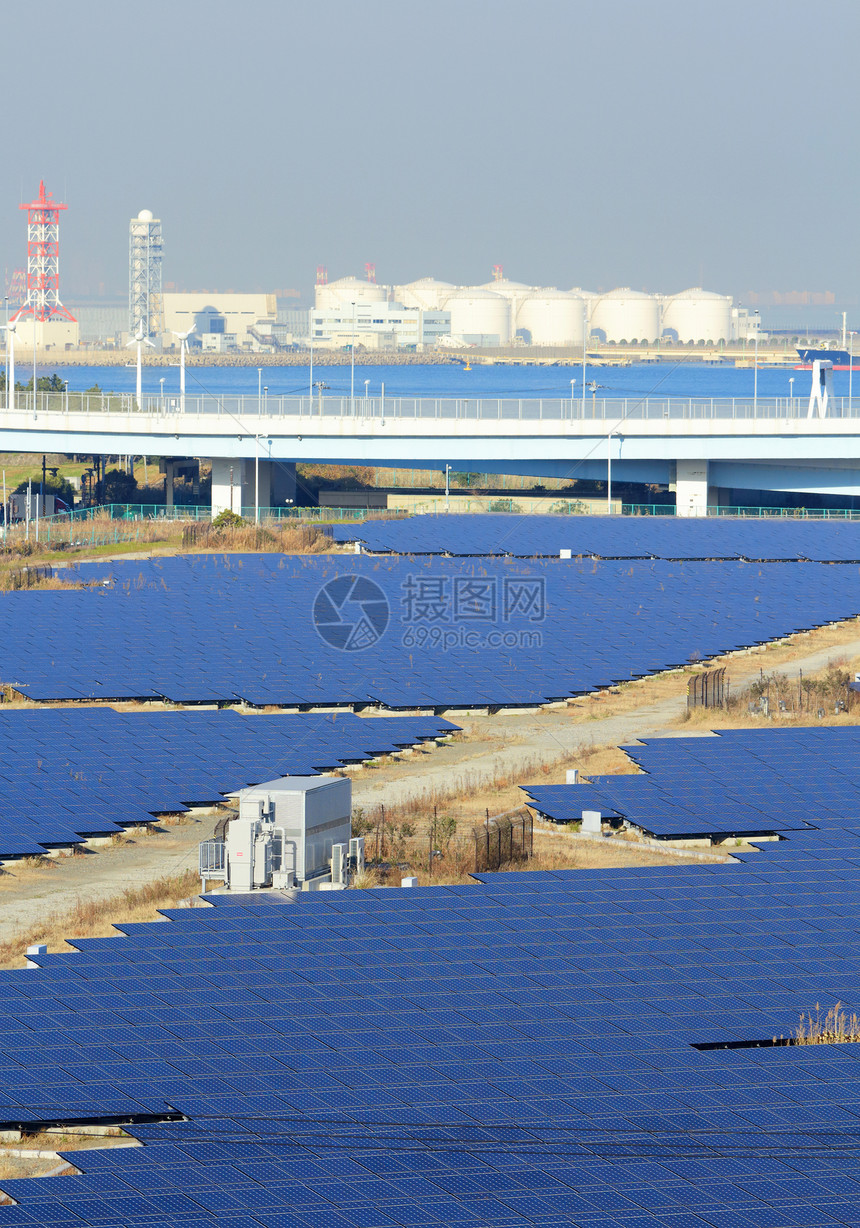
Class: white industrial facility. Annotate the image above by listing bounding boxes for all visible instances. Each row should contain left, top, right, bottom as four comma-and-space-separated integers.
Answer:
313, 276, 740, 349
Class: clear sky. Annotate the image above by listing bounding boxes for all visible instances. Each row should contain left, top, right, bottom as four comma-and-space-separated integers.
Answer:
3, 0, 858, 306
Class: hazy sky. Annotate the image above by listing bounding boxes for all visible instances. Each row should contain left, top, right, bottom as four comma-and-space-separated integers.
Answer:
4, 0, 858, 305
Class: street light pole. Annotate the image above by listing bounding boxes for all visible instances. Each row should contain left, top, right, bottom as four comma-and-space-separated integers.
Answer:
350, 302, 356, 416
445, 463, 450, 513
570, 378, 575, 417
789, 376, 794, 414
255, 434, 260, 526
257, 367, 262, 415
753, 310, 760, 415
850, 332, 855, 413
607, 433, 613, 514
582, 302, 587, 416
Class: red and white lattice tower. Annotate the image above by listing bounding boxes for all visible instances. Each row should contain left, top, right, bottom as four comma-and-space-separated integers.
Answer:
11, 181, 76, 323
364, 262, 376, 284
315, 265, 328, 286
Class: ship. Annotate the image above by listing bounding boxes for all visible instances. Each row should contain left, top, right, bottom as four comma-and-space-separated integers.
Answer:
795, 345, 860, 370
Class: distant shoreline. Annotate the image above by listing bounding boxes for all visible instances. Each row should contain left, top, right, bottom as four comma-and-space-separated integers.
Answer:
38, 351, 461, 368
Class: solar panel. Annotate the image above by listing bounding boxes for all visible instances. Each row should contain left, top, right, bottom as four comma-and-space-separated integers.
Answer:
0, 709, 456, 859
1, 553, 858, 708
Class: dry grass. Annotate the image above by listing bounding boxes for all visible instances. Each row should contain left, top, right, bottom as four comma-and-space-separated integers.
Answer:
352, 737, 710, 888
0, 869, 201, 969
790, 1003, 860, 1046
680, 652, 860, 731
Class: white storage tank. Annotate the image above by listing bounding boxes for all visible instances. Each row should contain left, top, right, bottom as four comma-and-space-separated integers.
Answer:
517, 289, 585, 347
393, 278, 455, 311
443, 287, 511, 346
476, 279, 534, 334
590, 287, 660, 343
316, 276, 388, 311
661, 287, 733, 343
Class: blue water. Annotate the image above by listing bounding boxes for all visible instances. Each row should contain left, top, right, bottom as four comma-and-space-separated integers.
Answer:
43, 360, 846, 400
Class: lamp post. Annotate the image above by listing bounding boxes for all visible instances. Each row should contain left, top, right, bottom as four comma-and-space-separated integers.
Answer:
308, 311, 314, 404
159, 377, 165, 410
850, 333, 855, 413
582, 302, 587, 416
255, 434, 261, 526
445, 463, 451, 513
1, 320, 16, 412
570, 378, 576, 417
753, 309, 760, 415
607, 432, 614, 514
171, 329, 194, 413
257, 367, 262, 416
364, 378, 370, 402
127, 324, 154, 410
350, 302, 356, 416
789, 376, 794, 414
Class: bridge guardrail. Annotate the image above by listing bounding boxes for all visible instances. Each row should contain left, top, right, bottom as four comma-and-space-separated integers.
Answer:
8, 390, 860, 423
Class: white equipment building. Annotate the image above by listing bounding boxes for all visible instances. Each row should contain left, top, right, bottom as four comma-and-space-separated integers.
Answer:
199, 775, 363, 893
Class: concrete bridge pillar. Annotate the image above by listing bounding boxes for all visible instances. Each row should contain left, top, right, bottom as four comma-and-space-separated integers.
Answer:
209, 458, 296, 518
675, 459, 710, 517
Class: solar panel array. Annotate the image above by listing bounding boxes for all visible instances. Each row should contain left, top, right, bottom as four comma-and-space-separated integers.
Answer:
523, 727, 860, 837
334, 513, 860, 561
0, 709, 456, 858
3, 732, 860, 1225
2, 553, 860, 707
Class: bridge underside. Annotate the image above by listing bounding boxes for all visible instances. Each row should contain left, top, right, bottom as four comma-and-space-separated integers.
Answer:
3, 419, 860, 514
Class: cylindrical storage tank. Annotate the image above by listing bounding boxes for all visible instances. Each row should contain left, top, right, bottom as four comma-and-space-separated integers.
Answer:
315, 276, 388, 310
443, 288, 511, 346
476, 279, 534, 333
589, 287, 660, 343
661, 287, 733, 343
393, 278, 456, 311
517, 289, 585, 347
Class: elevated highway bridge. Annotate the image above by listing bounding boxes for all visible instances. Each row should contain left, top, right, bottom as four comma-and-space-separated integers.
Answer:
3, 390, 860, 516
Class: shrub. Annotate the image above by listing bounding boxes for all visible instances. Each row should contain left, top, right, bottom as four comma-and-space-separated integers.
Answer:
211, 509, 244, 529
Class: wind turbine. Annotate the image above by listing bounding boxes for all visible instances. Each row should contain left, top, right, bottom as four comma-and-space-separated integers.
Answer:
171, 328, 195, 413
127, 322, 155, 410
0, 320, 16, 412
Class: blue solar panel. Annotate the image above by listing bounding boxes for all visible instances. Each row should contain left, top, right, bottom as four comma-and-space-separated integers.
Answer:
524, 727, 860, 837
0, 553, 858, 707
332, 513, 860, 562
0, 709, 456, 858
1, 731, 860, 1224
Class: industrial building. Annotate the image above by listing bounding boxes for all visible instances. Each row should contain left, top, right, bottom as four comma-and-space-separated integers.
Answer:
311, 301, 449, 350
162, 292, 278, 350
314, 274, 739, 348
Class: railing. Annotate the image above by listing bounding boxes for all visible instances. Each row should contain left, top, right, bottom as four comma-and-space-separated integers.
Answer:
33, 503, 403, 527
9, 389, 860, 424
623, 504, 860, 519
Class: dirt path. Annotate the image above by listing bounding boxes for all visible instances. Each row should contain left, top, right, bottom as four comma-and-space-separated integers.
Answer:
0, 633, 856, 946
0, 815, 215, 949
351, 636, 860, 809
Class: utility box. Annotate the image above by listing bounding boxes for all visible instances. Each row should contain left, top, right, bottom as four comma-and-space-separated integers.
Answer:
9, 491, 57, 521
231, 775, 352, 889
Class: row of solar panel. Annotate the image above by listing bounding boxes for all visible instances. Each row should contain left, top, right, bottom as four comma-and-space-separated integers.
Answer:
0, 710, 456, 858
1, 553, 858, 707
334, 512, 860, 562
